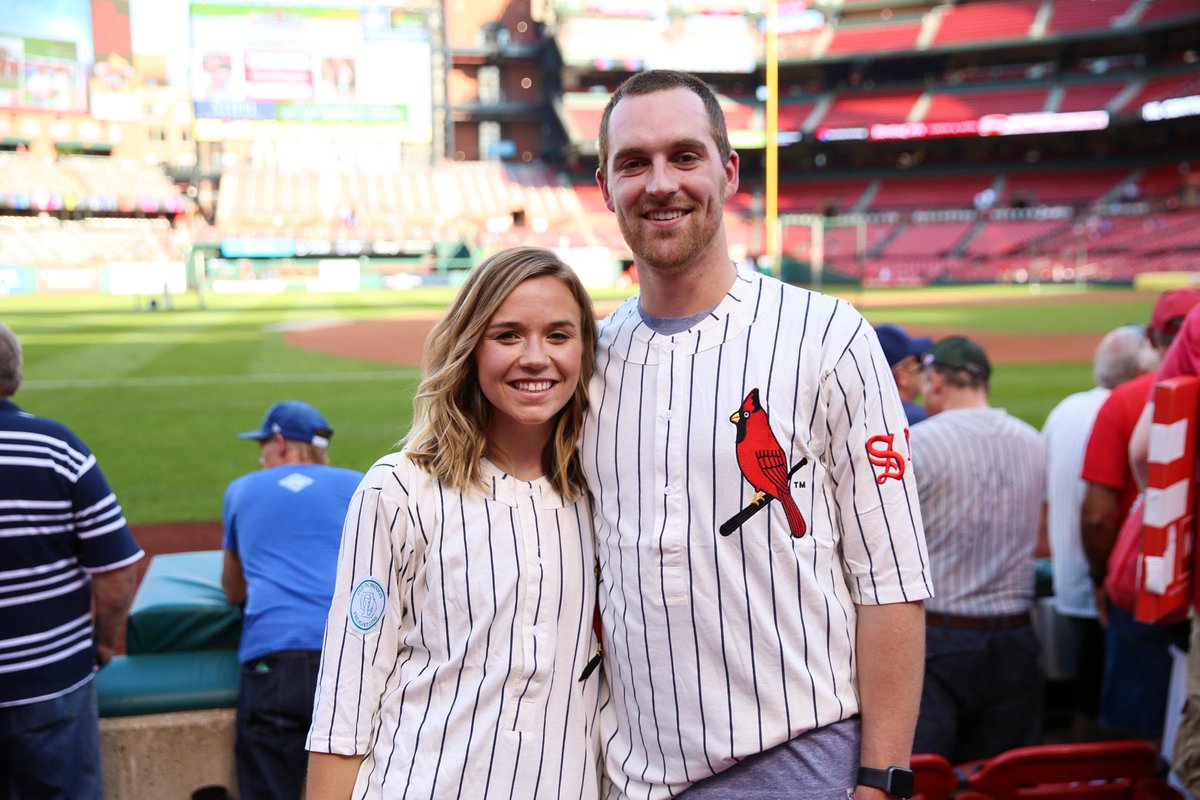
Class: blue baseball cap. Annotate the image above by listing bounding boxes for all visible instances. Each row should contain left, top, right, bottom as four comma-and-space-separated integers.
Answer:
238, 400, 333, 448
875, 324, 933, 368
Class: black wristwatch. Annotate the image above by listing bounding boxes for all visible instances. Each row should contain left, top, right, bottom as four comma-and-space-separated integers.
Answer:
856, 765, 915, 798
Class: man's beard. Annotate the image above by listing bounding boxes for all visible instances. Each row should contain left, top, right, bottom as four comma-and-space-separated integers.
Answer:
617, 203, 723, 273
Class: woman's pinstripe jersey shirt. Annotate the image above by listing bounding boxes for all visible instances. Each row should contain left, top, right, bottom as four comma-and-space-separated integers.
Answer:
307, 453, 602, 799
581, 268, 933, 799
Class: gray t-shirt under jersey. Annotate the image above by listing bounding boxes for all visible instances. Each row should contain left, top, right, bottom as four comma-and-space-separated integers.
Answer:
639, 307, 712, 335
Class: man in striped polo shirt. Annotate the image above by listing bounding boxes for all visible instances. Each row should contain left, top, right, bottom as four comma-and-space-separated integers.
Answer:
909, 336, 1046, 762
585, 70, 931, 800
0, 322, 143, 798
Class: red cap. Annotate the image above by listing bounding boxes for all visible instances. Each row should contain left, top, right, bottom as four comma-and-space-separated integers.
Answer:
1152, 288, 1200, 336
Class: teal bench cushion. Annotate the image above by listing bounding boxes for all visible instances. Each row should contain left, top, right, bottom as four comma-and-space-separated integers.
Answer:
126, 551, 243, 654
96, 650, 240, 717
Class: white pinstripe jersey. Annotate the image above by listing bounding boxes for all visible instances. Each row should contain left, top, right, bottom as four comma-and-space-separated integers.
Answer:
581, 268, 932, 799
307, 453, 602, 800
909, 407, 1045, 617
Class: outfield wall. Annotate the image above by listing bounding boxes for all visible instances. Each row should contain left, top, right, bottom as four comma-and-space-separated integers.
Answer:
1133, 271, 1200, 291
0, 261, 187, 296
1, 244, 622, 297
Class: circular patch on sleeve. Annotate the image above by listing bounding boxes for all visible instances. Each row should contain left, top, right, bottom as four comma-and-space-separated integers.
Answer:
348, 577, 387, 632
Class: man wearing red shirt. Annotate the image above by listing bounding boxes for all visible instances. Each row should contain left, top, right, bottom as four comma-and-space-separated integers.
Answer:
1080, 287, 1200, 738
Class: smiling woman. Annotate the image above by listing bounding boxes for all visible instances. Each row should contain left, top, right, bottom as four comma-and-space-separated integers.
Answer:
474, 275, 585, 479
303, 247, 605, 800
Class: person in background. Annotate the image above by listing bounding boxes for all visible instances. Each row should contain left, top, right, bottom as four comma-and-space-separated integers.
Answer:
1127, 304, 1200, 792
586, 69, 930, 800
222, 399, 363, 800
1081, 287, 1200, 740
305, 247, 602, 799
875, 323, 934, 425
910, 335, 1046, 762
1041, 324, 1156, 739
0, 322, 143, 799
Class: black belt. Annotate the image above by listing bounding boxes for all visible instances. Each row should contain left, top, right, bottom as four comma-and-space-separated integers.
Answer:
925, 611, 1031, 630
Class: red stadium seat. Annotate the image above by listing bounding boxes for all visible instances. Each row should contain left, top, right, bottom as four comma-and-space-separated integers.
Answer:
1132, 778, 1187, 799
911, 753, 959, 800
963, 740, 1160, 799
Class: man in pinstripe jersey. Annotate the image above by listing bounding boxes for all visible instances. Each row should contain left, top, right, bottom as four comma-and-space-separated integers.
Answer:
585, 70, 932, 800
909, 336, 1046, 762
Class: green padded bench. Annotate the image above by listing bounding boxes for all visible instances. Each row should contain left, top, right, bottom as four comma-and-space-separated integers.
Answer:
97, 551, 244, 717
125, 550, 243, 654
96, 649, 240, 717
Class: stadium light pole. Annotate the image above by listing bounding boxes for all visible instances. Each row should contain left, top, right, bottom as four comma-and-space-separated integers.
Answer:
765, 0, 780, 277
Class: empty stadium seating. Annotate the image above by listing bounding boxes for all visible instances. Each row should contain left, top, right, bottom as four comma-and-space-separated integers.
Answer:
1045, 0, 1133, 33
778, 101, 816, 132
824, 19, 923, 56
922, 86, 1050, 122
1132, 163, 1195, 199
868, 175, 995, 211
999, 168, 1131, 207
779, 178, 870, 214
1056, 79, 1128, 112
1137, 0, 1200, 25
213, 161, 589, 242
772, 0, 1194, 61
1116, 72, 1200, 113
962, 218, 1069, 258
930, 0, 1040, 47
881, 220, 975, 258
816, 89, 921, 129
0, 216, 175, 269
0, 153, 186, 214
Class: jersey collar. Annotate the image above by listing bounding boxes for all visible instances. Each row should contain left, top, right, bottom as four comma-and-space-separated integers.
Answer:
600, 266, 762, 366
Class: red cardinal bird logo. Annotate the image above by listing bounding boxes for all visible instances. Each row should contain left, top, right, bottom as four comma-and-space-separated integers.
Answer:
723, 388, 807, 538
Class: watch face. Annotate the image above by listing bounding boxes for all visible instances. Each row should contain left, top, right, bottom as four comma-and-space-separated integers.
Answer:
888, 767, 915, 796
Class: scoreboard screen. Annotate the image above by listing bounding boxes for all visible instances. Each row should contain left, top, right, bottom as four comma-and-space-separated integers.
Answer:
189, 2, 433, 142
0, 0, 93, 114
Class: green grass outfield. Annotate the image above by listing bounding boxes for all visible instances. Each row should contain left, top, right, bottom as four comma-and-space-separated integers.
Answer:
1, 283, 1155, 524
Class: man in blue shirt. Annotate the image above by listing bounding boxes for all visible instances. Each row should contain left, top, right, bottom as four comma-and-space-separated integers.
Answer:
221, 400, 363, 800
876, 323, 934, 425
0, 322, 143, 799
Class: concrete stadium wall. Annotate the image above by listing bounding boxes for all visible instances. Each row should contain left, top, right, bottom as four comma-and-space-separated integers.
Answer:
101, 708, 237, 799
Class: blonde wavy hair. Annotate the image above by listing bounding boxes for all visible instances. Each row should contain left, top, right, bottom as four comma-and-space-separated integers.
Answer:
402, 247, 597, 500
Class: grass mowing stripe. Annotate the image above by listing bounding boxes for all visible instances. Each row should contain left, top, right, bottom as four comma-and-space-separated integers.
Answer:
21, 369, 421, 390
860, 300, 1154, 334
19, 375, 420, 523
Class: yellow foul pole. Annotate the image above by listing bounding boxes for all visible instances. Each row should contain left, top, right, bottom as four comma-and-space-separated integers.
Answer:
765, 0, 779, 272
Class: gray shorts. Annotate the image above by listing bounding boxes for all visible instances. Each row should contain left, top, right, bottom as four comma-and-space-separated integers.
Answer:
677, 716, 860, 800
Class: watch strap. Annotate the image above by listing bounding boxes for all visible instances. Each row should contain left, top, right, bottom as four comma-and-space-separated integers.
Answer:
856, 765, 915, 798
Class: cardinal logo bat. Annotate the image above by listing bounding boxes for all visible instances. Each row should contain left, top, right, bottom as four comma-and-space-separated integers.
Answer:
721, 388, 808, 538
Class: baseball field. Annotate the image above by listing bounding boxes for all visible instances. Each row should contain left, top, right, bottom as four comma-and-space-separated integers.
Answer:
3, 282, 1160, 530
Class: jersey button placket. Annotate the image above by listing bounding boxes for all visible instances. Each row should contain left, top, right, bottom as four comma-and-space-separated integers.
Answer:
659, 339, 689, 606
507, 484, 545, 733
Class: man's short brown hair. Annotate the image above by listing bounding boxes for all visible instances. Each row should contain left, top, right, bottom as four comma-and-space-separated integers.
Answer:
597, 69, 732, 177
